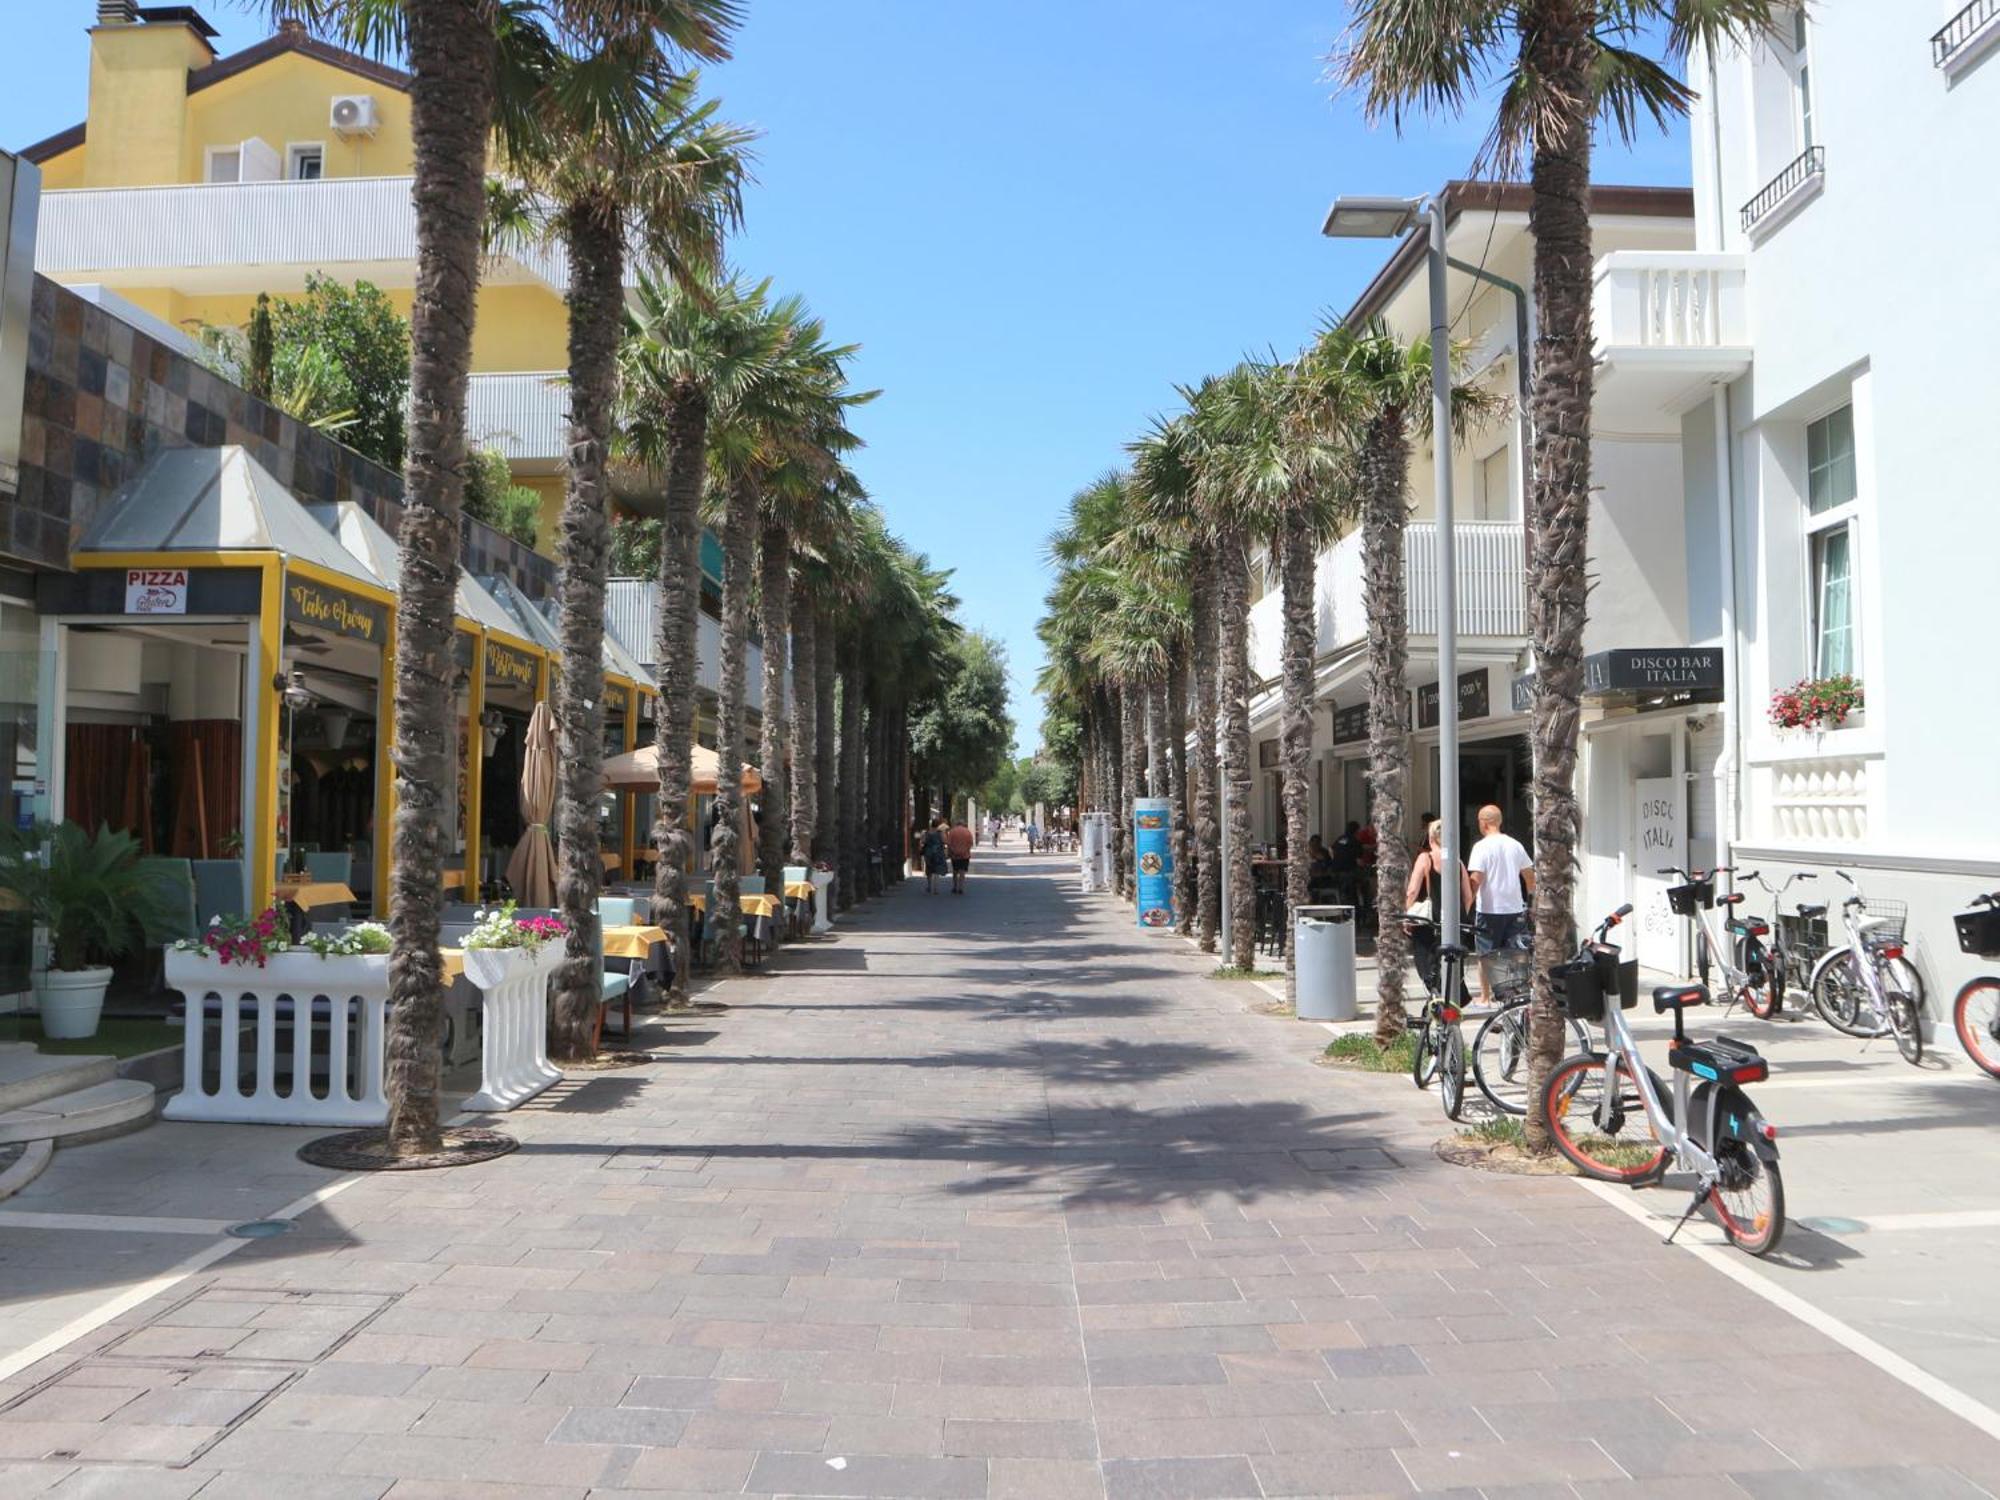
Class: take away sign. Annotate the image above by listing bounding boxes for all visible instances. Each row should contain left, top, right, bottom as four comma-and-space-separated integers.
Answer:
125, 568, 189, 615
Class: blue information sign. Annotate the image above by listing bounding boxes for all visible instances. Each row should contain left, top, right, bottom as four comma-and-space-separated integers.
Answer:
1133, 797, 1174, 929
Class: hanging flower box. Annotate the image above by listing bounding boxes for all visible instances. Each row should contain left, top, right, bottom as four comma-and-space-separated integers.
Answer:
1769, 674, 1862, 734
457, 905, 566, 1112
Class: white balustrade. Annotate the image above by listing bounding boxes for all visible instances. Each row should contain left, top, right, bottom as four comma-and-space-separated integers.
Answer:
1326, 521, 1526, 649
458, 942, 564, 1112
163, 951, 388, 1127
811, 869, 836, 932
1592, 252, 1747, 354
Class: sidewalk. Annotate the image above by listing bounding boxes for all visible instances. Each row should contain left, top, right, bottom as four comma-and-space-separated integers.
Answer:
0, 848, 1997, 1497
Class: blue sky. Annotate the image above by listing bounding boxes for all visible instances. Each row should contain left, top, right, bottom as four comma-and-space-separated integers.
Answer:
6, 2, 1694, 755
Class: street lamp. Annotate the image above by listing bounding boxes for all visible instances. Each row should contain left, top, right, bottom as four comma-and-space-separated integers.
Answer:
1322, 192, 1466, 959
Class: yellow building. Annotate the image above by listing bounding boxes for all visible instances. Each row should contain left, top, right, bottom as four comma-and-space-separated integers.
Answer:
24, 2, 576, 547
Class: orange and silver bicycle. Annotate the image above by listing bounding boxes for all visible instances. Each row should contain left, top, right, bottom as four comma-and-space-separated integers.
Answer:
1951, 893, 2000, 1079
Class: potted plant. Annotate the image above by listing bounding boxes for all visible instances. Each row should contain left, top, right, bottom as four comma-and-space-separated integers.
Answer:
456, 904, 567, 1111
0, 822, 186, 1041
1769, 674, 1863, 734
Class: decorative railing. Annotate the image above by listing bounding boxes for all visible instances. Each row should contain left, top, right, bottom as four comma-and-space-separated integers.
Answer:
467, 372, 566, 464
1327, 521, 1527, 648
1740, 146, 1825, 236
1935, 0, 2000, 67
1592, 253, 1747, 353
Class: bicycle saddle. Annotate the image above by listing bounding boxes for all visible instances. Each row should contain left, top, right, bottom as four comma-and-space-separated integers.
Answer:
1668, 1033, 1769, 1084
1718, 892, 1747, 906
1795, 903, 1828, 920
1653, 982, 1708, 1012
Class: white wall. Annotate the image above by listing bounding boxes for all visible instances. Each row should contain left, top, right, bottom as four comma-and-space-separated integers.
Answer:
1586, 436, 1690, 654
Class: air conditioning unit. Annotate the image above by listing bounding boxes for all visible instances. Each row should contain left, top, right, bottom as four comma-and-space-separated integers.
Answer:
330, 94, 378, 135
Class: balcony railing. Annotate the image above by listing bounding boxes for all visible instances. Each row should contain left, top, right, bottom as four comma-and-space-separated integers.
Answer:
1592, 253, 1747, 355
1935, 0, 2000, 69
1740, 146, 1824, 238
467, 372, 566, 463
1401, 522, 1528, 638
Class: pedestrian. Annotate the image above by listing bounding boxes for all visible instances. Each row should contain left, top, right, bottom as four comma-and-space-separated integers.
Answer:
1026, 818, 1041, 853
947, 816, 975, 894
1405, 817, 1473, 997
921, 819, 948, 894
1467, 803, 1534, 1002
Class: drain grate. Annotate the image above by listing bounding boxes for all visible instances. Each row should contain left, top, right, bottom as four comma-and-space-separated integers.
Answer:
225, 1218, 296, 1239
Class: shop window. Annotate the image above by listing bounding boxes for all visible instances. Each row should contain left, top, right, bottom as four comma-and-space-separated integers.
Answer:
1804, 403, 1858, 678
1477, 445, 1511, 521
1789, 8, 1815, 151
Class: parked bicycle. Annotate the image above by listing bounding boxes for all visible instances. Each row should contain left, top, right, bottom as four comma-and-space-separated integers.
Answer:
1541, 906, 1787, 1257
1950, 892, 2000, 1079
1721, 869, 1818, 1020
1804, 872, 1926, 1064
1405, 913, 1471, 1120
1468, 943, 1593, 1117
1660, 865, 1771, 1021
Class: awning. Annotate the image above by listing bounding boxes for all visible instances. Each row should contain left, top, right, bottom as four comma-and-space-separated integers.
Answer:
486, 573, 654, 691
308, 501, 533, 645
1511, 647, 1724, 712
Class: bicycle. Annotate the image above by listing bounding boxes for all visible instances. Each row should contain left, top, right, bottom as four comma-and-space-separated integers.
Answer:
1660, 865, 1772, 1021
1950, 893, 2000, 1079
1541, 907, 1787, 1257
1405, 914, 1472, 1121
1804, 872, 1926, 1064
1725, 870, 1817, 1020
1468, 930, 1599, 1116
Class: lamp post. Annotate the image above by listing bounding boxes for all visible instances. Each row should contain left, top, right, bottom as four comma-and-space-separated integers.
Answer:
1322, 194, 1464, 957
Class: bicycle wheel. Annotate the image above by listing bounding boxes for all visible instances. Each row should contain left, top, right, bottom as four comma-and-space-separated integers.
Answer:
1412, 1013, 1440, 1089
1883, 955, 1927, 1022
1954, 978, 2000, 1080
1705, 1141, 1786, 1257
1472, 1004, 1590, 1116
1439, 1024, 1466, 1121
1889, 994, 1924, 1066
1810, 950, 1880, 1037
1543, 1053, 1668, 1183
1741, 942, 1778, 1020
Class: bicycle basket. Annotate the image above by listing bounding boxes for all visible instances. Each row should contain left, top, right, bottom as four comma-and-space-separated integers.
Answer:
1956, 905, 2000, 960
1557, 944, 1638, 1022
1666, 880, 1713, 917
1857, 898, 1908, 944
1486, 947, 1534, 1002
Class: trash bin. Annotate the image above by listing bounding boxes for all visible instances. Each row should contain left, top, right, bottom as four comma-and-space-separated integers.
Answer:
1294, 904, 1357, 1021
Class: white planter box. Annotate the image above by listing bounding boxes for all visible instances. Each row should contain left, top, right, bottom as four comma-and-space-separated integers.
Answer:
811, 869, 835, 933
458, 941, 564, 1112
163, 949, 390, 1127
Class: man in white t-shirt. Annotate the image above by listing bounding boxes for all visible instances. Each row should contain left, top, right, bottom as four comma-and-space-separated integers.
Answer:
1467, 803, 1534, 1001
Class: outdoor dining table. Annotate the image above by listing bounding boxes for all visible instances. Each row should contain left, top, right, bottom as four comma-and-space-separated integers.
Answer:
275, 878, 357, 908
684, 891, 783, 919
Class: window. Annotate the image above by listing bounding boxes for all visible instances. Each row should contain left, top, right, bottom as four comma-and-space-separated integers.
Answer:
1789, 7, 1815, 150
1804, 404, 1858, 679
287, 144, 324, 180
205, 147, 240, 183
1477, 446, 1511, 521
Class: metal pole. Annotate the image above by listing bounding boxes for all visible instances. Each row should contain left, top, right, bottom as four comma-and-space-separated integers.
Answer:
1427, 202, 1462, 953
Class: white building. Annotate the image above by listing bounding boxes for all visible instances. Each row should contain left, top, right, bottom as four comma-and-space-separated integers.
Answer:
1590, 4, 2000, 1016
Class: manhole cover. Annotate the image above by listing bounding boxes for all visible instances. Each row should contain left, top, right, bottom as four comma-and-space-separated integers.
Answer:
225, 1219, 295, 1239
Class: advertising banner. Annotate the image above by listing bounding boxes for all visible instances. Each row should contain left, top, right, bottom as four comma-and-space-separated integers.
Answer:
1134, 796, 1174, 930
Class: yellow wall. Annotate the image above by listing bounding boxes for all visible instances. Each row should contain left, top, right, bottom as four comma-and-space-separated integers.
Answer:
38, 146, 86, 191
183, 53, 416, 182
83, 21, 212, 187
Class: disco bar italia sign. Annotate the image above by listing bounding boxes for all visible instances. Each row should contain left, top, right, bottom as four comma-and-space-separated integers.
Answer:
1134, 797, 1174, 930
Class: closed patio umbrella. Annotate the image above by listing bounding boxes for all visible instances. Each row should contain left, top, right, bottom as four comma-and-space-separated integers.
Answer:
599, 742, 762, 794
507, 701, 558, 907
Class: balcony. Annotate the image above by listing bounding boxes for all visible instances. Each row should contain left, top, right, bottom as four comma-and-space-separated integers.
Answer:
1935, 0, 2000, 76
1249, 521, 1526, 685
1740, 145, 1825, 242
1591, 252, 1750, 430
467, 372, 567, 466
35, 175, 571, 293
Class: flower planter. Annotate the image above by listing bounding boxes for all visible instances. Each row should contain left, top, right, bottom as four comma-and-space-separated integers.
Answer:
162, 949, 390, 1126
458, 941, 564, 1112
33, 966, 113, 1041
811, 869, 835, 933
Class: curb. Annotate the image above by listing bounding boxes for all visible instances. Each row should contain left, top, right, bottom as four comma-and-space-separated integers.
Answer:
0, 1138, 54, 1202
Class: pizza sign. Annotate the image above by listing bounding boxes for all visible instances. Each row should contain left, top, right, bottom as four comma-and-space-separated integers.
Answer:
125, 568, 189, 615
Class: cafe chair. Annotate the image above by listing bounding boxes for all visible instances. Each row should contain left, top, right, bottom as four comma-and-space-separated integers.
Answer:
191, 859, 246, 929
304, 850, 352, 887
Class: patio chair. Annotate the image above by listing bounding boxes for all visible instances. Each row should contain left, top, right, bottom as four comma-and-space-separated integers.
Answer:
597, 895, 638, 927
305, 850, 352, 887
191, 858, 246, 929
783, 864, 812, 939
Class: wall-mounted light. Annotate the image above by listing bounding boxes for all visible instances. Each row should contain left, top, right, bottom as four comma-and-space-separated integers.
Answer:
279, 668, 312, 710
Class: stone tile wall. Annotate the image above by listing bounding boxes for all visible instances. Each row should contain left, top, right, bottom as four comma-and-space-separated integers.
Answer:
4, 275, 556, 599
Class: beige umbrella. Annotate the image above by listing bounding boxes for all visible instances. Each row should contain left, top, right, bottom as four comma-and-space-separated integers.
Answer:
600, 742, 762, 795
506, 700, 558, 907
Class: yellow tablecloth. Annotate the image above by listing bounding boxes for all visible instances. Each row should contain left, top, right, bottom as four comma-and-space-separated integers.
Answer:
443, 869, 465, 892
687, 890, 705, 914
686, 891, 779, 920
600, 851, 622, 873
275, 880, 356, 909
603, 924, 669, 960
441, 948, 464, 984
784, 881, 816, 901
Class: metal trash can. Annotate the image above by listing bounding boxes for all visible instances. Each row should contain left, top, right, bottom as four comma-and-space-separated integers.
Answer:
1294, 904, 1357, 1021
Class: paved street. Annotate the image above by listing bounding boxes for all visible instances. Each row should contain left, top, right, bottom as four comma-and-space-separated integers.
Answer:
5, 847, 2000, 1498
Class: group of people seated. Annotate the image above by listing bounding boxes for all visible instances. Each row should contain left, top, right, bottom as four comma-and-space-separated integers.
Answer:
1306, 822, 1376, 914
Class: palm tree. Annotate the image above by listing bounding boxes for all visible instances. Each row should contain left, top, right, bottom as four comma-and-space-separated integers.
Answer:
287, 0, 732, 1154
511, 72, 748, 1059
1335, 0, 1783, 1144
619, 269, 776, 996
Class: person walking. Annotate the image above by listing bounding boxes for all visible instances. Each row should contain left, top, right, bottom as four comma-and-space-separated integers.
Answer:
921, 819, 948, 894
1466, 803, 1534, 1003
947, 817, 976, 894
1405, 817, 1473, 998
1026, 818, 1041, 853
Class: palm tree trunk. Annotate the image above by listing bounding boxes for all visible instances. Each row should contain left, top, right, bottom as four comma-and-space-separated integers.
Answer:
1145, 680, 1165, 801
788, 577, 817, 863
549, 194, 621, 1061
1522, 13, 1598, 1153
384, 0, 494, 1155
1189, 551, 1221, 950
709, 476, 756, 973
757, 521, 790, 903
837, 655, 863, 910
1165, 656, 1191, 934
814, 609, 837, 863
1362, 410, 1413, 1044
1278, 511, 1317, 1003
1216, 526, 1255, 965
649, 385, 706, 1004
1118, 684, 1140, 901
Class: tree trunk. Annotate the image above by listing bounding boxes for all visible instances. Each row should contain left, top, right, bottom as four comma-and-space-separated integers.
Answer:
757, 521, 791, 904
1166, 656, 1192, 935
548, 194, 622, 1061
837, 657, 863, 910
1145, 680, 1165, 801
1522, 6, 1598, 1153
384, 0, 494, 1155
1362, 409, 1414, 1044
649, 385, 707, 1003
1278, 511, 1317, 1004
1189, 550, 1221, 950
1118, 684, 1140, 901
788, 577, 817, 863
814, 609, 837, 865
1216, 527, 1255, 965
709, 476, 756, 973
